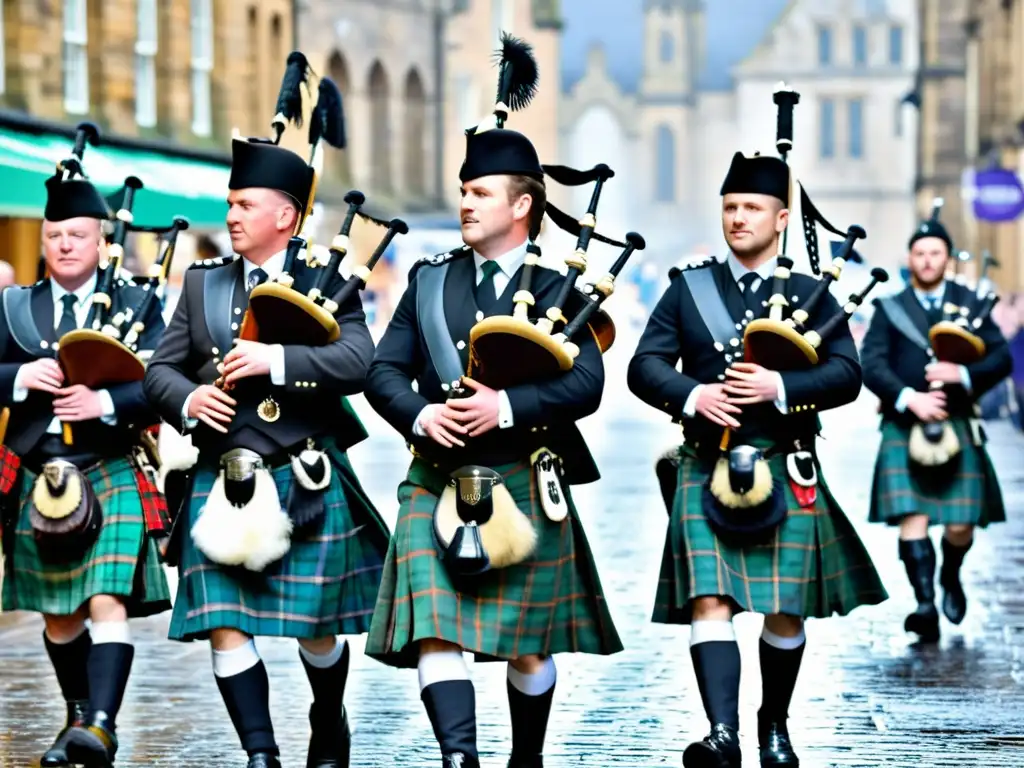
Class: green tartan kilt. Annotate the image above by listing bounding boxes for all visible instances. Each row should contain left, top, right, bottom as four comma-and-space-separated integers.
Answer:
365, 458, 624, 668
868, 418, 1006, 527
2, 457, 170, 618
167, 449, 390, 641
653, 447, 888, 624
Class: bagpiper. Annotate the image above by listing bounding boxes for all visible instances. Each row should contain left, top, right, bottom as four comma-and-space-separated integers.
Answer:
861, 200, 1011, 642
363, 33, 624, 768
0, 132, 170, 768
627, 85, 889, 768
142, 53, 391, 768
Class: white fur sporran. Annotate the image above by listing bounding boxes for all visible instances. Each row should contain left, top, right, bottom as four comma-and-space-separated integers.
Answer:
908, 421, 961, 467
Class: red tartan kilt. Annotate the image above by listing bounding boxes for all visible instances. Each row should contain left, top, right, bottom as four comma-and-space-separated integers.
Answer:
133, 467, 171, 538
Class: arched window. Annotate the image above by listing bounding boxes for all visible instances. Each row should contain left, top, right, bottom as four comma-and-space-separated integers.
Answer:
659, 30, 674, 63
368, 61, 391, 191
655, 124, 675, 203
404, 69, 426, 197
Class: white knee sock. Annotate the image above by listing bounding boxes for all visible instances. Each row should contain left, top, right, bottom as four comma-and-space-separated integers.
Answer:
90, 620, 131, 646
417, 650, 469, 692
690, 619, 736, 646
212, 638, 261, 678
299, 638, 346, 669
761, 625, 806, 650
507, 657, 556, 696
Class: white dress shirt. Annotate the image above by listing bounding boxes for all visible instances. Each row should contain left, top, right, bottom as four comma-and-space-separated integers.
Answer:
894, 280, 972, 413
11, 271, 117, 431
682, 252, 789, 418
180, 250, 289, 429
412, 242, 527, 437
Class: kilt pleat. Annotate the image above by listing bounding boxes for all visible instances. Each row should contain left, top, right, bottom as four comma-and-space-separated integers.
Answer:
2, 458, 170, 618
365, 458, 623, 669
653, 447, 888, 624
868, 419, 1006, 527
167, 449, 390, 641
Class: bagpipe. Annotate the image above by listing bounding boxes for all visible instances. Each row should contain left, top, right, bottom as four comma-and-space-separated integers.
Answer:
908, 238, 1001, 470
702, 83, 890, 543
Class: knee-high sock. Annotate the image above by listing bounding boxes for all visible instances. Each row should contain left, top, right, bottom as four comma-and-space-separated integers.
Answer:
418, 651, 477, 758
899, 538, 937, 605
689, 620, 741, 731
44, 626, 91, 703
939, 535, 972, 587
507, 657, 556, 758
299, 638, 349, 726
212, 640, 277, 756
758, 625, 806, 726
85, 621, 134, 731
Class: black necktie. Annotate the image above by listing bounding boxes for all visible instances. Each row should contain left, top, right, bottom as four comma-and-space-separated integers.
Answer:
738, 273, 762, 316
474, 260, 500, 311
924, 296, 942, 325
247, 267, 268, 293
56, 294, 77, 338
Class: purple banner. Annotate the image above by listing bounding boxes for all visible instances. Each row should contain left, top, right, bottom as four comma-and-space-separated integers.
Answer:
971, 167, 1024, 222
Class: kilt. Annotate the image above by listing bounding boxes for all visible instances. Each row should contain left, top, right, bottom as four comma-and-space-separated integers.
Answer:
868, 418, 1006, 527
654, 445, 888, 624
1, 457, 170, 618
168, 447, 390, 641
365, 458, 623, 669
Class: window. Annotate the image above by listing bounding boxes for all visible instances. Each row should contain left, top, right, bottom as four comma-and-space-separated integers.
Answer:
817, 25, 832, 66
190, 0, 213, 136
660, 31, 674, 63
135, 0, 158, 127
853, 24, 867, 67
848, 98, 864, 158
63, 0, 89, 114
655, 124, 675, 203
889, 25, 903, 65
819, 98, 835, 159
491, 0, 514, 46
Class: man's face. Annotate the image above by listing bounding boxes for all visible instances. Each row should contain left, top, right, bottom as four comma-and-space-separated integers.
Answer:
721, 193, 787, 256
41, 217, 102, 286
225, 188, 297, 256
908, 237, 950, 289
459, 175, 529, 250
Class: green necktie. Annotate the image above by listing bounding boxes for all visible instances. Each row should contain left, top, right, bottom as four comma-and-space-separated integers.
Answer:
475, 260, 501, 311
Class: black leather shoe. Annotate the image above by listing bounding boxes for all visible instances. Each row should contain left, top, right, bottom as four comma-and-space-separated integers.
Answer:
508, 755, 544, 767
40, 699, 88, 767
64, 712, 117, 768
443, 752, 481, 768
682, 723, 741, 767
248, 754, 282, 768
904, 602, 940, 642
306, 704, 351, 768
758, 720, 799, 767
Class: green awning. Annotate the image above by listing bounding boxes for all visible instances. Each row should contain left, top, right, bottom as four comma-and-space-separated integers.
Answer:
0, 126, 230, 230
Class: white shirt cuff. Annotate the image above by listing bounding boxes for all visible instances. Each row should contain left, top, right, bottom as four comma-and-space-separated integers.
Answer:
412, 404, 436, 437
895, 387, 915, 413
682, 384, 704, 418
269, 344, 286, 386
773, 372, 788, 414
97, 389, 117, 425
497, 390, 514, 429
11, 365, 28, 403
181, 391, 199, 431
958, 365, 972, 393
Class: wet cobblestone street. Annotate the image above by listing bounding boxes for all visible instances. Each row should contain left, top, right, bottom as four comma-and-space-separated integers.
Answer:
1, 331, 1022, 767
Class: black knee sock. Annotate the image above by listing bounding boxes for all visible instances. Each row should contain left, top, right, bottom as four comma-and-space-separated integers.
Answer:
507, 659, 556, 758
940, 535, 972, 587
299, 640, 350, 725
44, 629, 92, 703
690, 640, 741, 730
899, 538, 936, 605
758, 633, 806, 726
421, 680, 478, 758
215, 662, 278, 756
86, 642, 134, 731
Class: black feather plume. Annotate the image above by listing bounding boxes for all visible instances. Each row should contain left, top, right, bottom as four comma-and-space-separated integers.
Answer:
308, 77, 346, 150
492, 32, 538, 113
272, 51, 311, 140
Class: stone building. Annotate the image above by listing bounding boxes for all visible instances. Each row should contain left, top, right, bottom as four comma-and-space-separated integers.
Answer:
561, 0, 919, 278
0, 0, 296, 284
